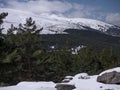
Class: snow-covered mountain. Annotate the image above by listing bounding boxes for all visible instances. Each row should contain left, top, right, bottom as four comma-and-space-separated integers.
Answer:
1, 8, 120, 36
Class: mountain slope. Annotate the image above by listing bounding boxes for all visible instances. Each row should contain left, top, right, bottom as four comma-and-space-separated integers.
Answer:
41, 29, 120, 53
1, 8, 120, 36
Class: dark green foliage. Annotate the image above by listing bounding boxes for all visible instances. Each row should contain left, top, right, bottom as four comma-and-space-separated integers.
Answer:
41, 29, 120, 55
0, 17, 43, 84
0, 12, 8, 65
0, 12, 8, 35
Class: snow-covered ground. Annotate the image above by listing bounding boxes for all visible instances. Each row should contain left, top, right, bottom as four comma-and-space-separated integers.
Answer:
0, 82, 56, 90
0, 67, 120, 90
69, 73, 120, 90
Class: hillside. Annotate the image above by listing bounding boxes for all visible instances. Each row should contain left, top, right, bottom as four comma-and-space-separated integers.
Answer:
41, 29, 120, 55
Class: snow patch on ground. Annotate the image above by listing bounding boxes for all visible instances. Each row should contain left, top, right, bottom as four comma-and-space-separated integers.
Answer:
0, 67, 120, 90
17, 81, 56, 87
0, 81, 56, 90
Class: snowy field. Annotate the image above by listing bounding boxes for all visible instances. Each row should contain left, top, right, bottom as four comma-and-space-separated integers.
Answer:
0, 67, 120, 90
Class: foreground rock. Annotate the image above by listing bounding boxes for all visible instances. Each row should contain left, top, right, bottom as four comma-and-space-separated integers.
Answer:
97, 71, 120, 84
55, 83, 75, 90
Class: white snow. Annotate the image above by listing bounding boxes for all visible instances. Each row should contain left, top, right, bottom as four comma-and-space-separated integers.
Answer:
71, 45, 86, 54
0, 81, 56, 90
70, 75, 102, 90
0, 8, 115, 34
99, 67, 120, 76
17, 81, 56, 87
68, 68, 120, 90
68, 72, 120, 90
0, 67, 120, 90
62, 79, 71, 83
65, 76, 73, 79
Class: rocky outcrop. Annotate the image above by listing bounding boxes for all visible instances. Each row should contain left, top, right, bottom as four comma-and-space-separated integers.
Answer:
97, 71, 120, 84
55, 83, 75, 90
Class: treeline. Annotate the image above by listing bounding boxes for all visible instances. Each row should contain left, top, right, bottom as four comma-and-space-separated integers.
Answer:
0, 12, 120, 86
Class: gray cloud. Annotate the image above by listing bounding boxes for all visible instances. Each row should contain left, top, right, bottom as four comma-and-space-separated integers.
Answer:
3, 0, 98, 18
1, 0, 120, 26
105, 13, 120, 26
5, 0, 72, 14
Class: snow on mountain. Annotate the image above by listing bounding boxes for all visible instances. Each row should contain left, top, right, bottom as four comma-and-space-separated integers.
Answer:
0, 8, 120, 35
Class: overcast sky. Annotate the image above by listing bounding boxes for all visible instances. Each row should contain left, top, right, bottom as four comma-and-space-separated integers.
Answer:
0, 0, 120, 26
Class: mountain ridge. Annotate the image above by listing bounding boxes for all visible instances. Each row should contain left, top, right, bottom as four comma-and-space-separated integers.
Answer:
1, 8, 120, 36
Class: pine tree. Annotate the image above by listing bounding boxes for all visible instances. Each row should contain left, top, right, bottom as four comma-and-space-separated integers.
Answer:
0, 12, 8, 36
18, 17, 43, 34
0, 12, 8, 59
5, 17, 43, 81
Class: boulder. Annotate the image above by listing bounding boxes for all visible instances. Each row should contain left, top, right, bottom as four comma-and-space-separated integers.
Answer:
55, 83, 76, 90
97, 71, 120, 84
